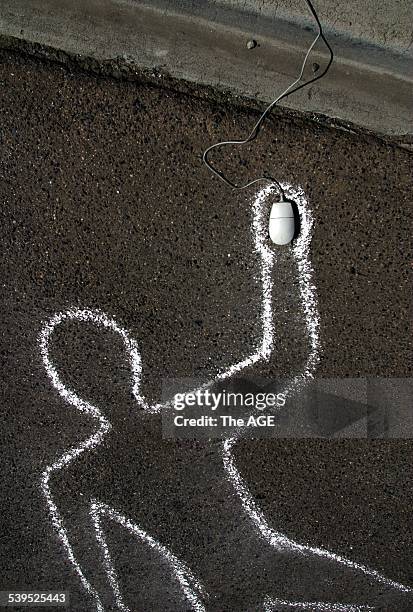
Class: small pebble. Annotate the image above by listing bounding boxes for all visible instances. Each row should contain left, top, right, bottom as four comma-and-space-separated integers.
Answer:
246, 40, 257, 50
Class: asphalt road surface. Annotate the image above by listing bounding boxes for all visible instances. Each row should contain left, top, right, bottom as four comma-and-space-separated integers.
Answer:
0, 49, 412, 611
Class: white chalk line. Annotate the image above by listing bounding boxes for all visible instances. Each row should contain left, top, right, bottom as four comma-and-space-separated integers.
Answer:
263, 596, 374, 611
90, 500, 129, 612
38, 184, 411, 612
90, 500, 206, 612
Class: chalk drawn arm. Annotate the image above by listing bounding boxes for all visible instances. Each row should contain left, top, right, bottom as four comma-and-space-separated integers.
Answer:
222, 187, 413, 607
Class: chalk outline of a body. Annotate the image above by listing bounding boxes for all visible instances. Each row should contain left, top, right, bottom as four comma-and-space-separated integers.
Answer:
39, 184, 411, 612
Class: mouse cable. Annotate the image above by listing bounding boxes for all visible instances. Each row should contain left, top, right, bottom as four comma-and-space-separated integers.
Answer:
202, 0, 333, 200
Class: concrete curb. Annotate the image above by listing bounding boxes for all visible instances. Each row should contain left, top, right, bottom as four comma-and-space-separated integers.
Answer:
0, 0, 411, 140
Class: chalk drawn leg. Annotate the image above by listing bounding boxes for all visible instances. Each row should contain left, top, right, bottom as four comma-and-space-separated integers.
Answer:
90, 499, 207, 612
263, 596, 374, 611
42, 478, 114, 611
45, 468, 208, 611
41, 469, 105, 612
223, 437, 413, 609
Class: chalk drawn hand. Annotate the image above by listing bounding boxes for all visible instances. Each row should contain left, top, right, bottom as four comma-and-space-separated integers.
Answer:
38, 185, 412, 611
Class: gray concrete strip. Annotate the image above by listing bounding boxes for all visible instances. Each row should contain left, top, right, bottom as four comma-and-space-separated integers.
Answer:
174, 0, 413, 53
0, 0, 412, 140
145, 0, 413, 57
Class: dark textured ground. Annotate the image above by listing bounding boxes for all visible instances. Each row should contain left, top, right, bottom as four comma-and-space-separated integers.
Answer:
0, 49, 412, 611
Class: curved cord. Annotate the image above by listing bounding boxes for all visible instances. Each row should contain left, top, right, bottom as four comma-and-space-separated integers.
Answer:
202, 0, 333, 199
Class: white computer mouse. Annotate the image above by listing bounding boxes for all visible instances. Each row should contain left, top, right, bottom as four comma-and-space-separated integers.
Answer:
269, 199, 295, 245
